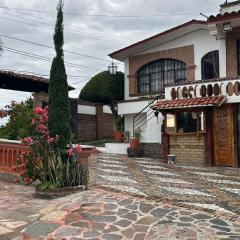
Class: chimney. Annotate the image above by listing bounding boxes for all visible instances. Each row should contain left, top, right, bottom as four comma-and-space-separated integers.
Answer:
220, 0, 240, 14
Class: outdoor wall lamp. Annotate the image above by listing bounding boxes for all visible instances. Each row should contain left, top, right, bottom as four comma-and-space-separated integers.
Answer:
108, 60, 118, 75
223, 22, 232, 32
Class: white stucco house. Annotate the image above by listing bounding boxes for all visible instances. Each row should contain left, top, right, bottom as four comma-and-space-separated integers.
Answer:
109, 1, 239, 157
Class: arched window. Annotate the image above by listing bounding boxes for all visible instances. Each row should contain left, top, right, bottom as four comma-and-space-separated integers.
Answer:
201, 50, 219, 80
137, 59, 186, 94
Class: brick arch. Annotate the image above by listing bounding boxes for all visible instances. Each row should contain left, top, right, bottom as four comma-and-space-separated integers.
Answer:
128, 45, 195, 96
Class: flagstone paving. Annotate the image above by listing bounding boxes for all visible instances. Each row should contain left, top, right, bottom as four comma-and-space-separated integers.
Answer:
0, 183, 240, 239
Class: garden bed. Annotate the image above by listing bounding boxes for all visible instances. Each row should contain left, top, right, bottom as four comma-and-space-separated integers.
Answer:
35, 184, 88, 199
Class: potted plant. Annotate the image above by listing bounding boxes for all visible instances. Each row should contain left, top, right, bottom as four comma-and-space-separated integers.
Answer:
114, 115, 124, 142
130, 128, 142, 149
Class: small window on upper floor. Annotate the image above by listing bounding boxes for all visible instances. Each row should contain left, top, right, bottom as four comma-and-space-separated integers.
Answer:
201, 50, 219, 80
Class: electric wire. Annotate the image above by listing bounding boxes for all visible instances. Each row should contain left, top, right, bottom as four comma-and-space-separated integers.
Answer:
0, 5, 213, 17
2, 47, 104, 71
0, 8, 126, 44
0, 34, 112, 63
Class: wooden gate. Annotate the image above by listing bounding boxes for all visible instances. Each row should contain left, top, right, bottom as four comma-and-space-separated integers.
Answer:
213, 104, 234, 167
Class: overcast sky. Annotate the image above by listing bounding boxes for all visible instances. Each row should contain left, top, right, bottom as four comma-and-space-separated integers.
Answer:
0, 0, 226, 115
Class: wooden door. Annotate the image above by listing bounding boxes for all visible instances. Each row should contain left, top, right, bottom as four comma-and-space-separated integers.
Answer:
213, 104, 234, 167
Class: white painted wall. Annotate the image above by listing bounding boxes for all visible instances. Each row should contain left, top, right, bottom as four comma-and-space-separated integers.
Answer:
78, 105, 96, 115
141, 29, 226, 81
118, 100, 150, 115
124, 113, 146, 138
124, 112, 162, 143
220, 4, 240, 14
120, 28, 227, 143
123, 29, 226, 101
141, 113, 162, 143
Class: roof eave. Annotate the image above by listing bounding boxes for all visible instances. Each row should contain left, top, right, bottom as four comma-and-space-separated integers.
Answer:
109, 19, 207, 61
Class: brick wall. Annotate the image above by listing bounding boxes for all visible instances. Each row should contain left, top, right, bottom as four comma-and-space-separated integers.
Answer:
128, 45, 195, 96
169, 134, 205, 166
76, 106, 114, 142
101, 113, 114, 139
226, 27, 240, 77
77, 114, 97, 142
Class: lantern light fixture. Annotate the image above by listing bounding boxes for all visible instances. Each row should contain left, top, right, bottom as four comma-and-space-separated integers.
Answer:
108, 60, 118, 75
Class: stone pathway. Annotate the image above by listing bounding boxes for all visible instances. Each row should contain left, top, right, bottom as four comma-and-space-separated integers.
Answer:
1, 182, 240, 239
91, 154, 240, 216
0, 153, 240, 239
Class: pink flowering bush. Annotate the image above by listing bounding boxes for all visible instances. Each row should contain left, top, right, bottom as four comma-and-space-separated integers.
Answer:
13, 106, 88, 188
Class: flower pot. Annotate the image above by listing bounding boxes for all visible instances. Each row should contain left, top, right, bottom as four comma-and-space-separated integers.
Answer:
114, 131, 122, 142
130, 139, 140, 149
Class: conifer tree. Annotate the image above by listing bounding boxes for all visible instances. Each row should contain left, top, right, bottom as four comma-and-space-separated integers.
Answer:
48, 0, 71, 148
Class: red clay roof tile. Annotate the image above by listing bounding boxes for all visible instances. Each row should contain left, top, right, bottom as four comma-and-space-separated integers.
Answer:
153, 96, 226, 111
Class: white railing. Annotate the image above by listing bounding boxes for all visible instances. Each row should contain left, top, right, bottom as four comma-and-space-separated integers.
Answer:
165, 78, 240, 103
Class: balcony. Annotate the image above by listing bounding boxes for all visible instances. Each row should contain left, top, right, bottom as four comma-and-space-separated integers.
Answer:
165, 77, 240, 103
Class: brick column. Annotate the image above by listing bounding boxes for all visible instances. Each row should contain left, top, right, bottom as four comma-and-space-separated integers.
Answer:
32, 91, 48, 107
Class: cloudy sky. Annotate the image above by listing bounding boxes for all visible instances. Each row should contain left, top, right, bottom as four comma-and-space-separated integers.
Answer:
0, 0, 225, 113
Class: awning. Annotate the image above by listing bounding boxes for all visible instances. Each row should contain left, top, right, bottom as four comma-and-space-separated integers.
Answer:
152, 96, 226, 111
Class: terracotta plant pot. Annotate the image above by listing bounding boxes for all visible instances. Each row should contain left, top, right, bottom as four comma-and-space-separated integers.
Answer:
130, 139, 140, 149
114, 131, 122, 142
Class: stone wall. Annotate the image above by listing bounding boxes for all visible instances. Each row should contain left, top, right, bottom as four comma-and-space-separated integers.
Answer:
169, 134, 205, 166
32, 91, 49, 107
140, 143, 163, 158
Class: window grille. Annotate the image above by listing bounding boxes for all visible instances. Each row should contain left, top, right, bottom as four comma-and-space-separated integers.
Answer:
137, 59, 186, 94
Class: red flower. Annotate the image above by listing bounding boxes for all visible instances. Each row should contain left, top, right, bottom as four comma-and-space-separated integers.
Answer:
47, 136, 54, 144
37, 124, 48, 135
21, 137, 33, 145
34, 107, 45, 114
19, 170, 26, 177
67, 148, 74, 156
23, 177, 33, 184
75, 145, 82, 154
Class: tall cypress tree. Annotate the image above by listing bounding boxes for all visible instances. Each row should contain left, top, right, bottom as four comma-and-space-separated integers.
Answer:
48, 0, 71, 148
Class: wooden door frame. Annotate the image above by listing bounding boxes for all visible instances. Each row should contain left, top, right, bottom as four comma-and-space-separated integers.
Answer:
213, 104, 236, 167
205, 108, 213, 166
233, 104, 239, 168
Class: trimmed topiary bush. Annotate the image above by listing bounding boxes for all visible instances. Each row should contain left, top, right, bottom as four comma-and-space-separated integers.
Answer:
79, 71, 124, 130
